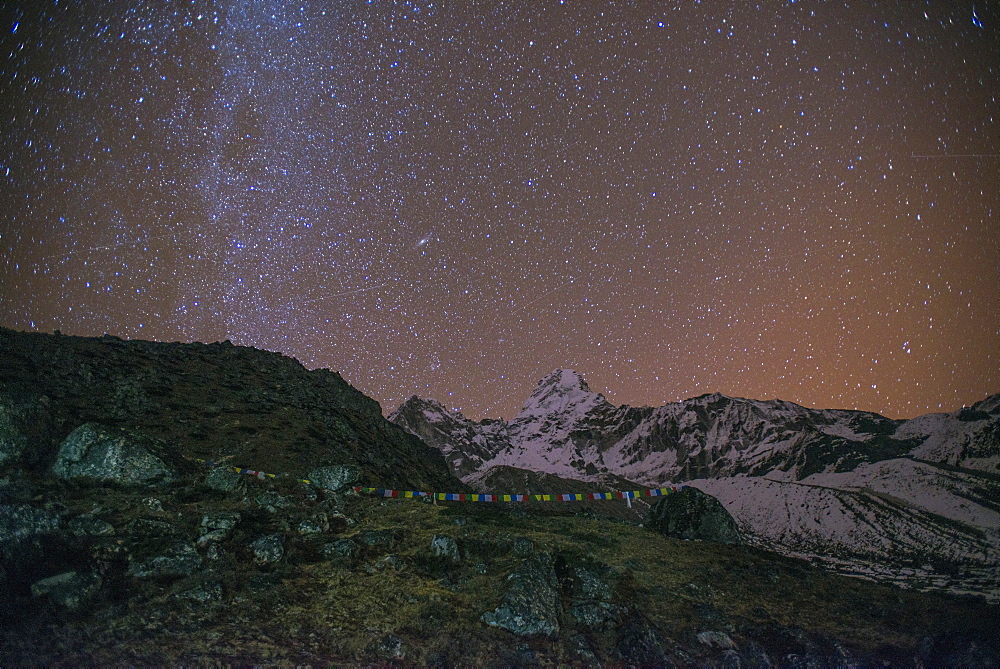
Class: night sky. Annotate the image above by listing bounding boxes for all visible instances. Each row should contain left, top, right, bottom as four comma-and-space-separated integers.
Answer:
2, 1, 998, 421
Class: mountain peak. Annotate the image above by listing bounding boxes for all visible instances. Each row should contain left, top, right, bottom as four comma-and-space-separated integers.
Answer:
537, 368, 591, 393
390, 394, 464, 425
515, 368, 609, 422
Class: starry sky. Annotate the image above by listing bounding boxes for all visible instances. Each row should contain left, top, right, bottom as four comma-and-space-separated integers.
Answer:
2, 1, 998, 420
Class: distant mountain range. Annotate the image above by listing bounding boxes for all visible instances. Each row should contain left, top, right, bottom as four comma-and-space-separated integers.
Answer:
390, 369, 1000, 599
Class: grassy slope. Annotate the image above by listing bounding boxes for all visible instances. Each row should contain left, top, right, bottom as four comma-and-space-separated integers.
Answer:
4, 474, 996, 665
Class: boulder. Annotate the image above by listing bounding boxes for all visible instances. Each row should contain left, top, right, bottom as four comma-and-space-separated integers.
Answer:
481, 552, 560, 638
430, 534, 460, 562
251, 533, 285, 564
255, 491, 293, 512
307, 465, 359, 492
322, 538, 357, 564
129, 542, 202, 579
699, 630, 737, 650
200, 511, 241, 533
52, 423, 179, 485
197, 512, 241, 547
297, 519, 324, 535
644, 487, 741, 544
569, 566, 618, 628
203, 467, 247, 493
355, 529, 398, 549
31, 571, 102, 610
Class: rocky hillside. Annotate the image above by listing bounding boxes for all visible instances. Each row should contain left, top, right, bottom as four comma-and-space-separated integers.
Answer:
3, 461, 999, 665
390, 369, 1000, 600
0, 327, 458, 491
1, 331, 998, 664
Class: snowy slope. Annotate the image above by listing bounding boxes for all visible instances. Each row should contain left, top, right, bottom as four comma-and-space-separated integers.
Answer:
691, 466, 1000, 600
388, 396, 510, 479
484, 370, 640, 479
897, 395, 1000, 472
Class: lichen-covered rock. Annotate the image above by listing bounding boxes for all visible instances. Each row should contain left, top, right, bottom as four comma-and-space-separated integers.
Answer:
196, 530, 228, 547
355, 528, 398, 548
203, 467, 247, 493
322, 538, 356, 564
430, 534, 460, 561
143, 497, 164, 512
67, 515, 115, 537
254, 490, 293, 512
129, 542, 202, 579
307, 464, 360, 492
52, 423, 178, 485
251, 533, 285, 564
645, 487, 741, 544
201, 511, 241, 532
31, 571, 102, 610
698, 630, 737, 650
297, 519, 324, 535
615, 615, 675, 665
569, 567, 618, 628
197, 513, 239, 547
176, 578, 223, 603
481, 552, 560, 638
0, 503, 61, 554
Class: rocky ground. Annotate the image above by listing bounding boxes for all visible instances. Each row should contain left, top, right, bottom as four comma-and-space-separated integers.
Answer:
3, 464, 999, 665
2, 328, 998, 664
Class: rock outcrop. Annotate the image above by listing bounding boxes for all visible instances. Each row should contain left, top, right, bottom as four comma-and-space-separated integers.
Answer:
644, 487, 741, 544
52, 423, 184, 485
481, 552, 561, 638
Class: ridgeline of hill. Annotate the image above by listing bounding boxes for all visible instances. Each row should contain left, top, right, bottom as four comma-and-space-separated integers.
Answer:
0, 327, 459, 492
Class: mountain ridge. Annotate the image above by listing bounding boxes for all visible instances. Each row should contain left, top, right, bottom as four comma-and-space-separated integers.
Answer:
390, 368, 1000, 600
391, 368, 999, 486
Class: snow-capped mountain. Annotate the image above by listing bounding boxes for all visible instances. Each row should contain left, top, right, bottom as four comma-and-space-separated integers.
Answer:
390, 369, 1000, 599
391, 369, 999, 485
388, 395, 512, 480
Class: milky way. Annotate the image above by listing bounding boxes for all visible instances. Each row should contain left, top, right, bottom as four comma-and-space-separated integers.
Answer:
2, 1, 998, 419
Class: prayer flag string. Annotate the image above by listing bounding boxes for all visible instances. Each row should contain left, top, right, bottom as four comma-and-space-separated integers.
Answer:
193, 459, 684, 501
